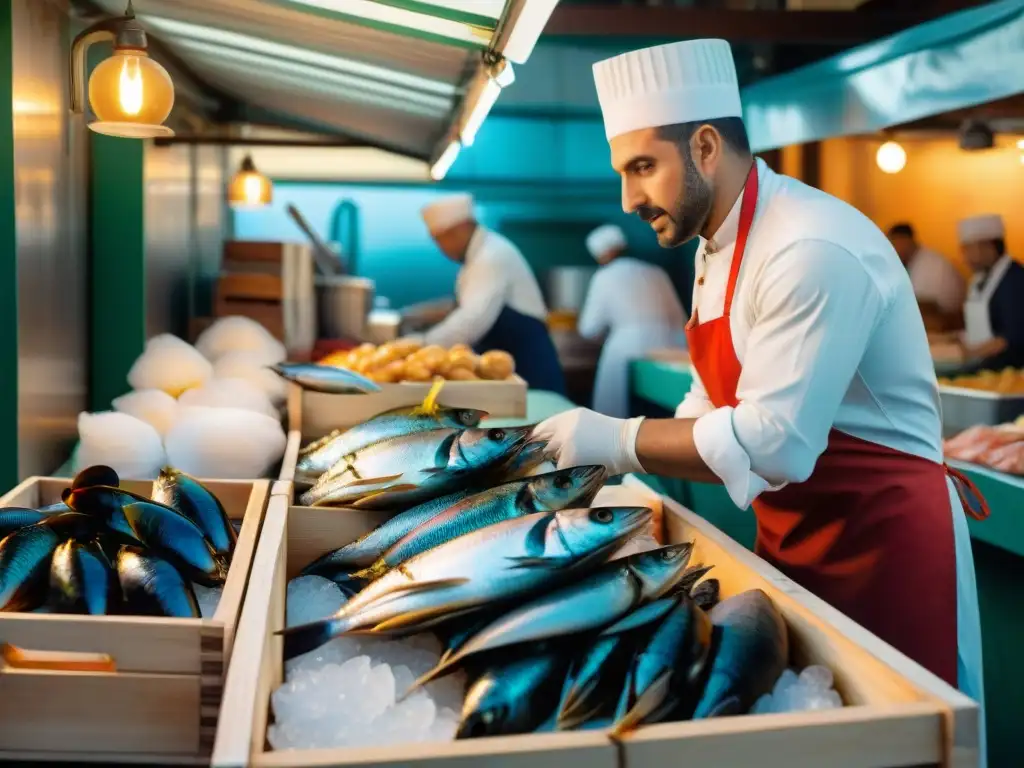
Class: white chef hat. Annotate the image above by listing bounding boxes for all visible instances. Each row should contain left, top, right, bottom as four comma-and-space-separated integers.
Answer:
586, 224, 627, 260
421, 193, 475, 234
592, 39, 742, 141
957, 214, 1005, 244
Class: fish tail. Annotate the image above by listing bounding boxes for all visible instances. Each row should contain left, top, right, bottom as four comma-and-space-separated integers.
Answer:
399, 656, 458, 702
332, 572, 369, 598
278, 617, 347, 660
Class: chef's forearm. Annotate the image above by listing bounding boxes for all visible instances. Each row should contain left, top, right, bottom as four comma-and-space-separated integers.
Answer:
634, 418, 722, 484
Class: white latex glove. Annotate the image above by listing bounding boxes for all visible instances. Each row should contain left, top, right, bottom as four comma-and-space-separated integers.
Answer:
532, 408, 647, 477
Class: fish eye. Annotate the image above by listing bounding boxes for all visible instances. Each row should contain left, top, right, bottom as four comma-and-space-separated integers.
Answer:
488, 428, 506, 442
459, 411, 476, 425
553, 474, 572, 489
590, 508, 613, 524
660, 548, 677, 561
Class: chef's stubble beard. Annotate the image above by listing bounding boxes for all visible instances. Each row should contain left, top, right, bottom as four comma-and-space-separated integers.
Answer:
662, 145, 715, 248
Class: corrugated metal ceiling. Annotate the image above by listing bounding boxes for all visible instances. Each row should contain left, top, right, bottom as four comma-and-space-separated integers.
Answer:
89, 0, 541, 162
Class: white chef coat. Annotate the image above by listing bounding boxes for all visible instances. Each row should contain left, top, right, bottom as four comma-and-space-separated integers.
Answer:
578, 257, 688, 418
674, 161, 985, 755
908, 245, 966, 314
422, 227, 548, 348
963, 255, 1014, 348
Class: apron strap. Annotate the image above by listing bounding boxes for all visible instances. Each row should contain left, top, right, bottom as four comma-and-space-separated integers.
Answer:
944, 463, 991, 521
723, 162, 760, 317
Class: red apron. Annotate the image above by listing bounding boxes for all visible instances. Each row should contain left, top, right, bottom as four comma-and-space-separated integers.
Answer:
684, 166, 989, 686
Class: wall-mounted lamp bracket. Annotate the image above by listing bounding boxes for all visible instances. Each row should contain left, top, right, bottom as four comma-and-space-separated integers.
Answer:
69, 1, 147, 114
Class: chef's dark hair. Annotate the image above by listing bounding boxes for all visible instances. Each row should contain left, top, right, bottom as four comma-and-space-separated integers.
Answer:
657, 118, 751, 156
888, 223, 915, 238
993, 238, 1006, 256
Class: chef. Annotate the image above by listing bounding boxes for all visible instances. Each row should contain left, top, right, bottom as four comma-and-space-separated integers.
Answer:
886, 222, 965, 331
533, 38, 986, 738
955, 214, 1024, 369
578, 224, 688, 417
405, 193, 566, 394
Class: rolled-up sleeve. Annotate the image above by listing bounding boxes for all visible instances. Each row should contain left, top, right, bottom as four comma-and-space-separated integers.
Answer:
424, 256, 507, 348
674, 366, 714, 419
692, 240, 886, 509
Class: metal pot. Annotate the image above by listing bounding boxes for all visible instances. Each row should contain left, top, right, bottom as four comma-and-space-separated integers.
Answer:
545, 266, 597, 312
316, 275, 374, 340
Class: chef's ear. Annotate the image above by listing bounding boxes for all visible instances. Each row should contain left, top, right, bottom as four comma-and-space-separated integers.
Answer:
690, 124, 724, 175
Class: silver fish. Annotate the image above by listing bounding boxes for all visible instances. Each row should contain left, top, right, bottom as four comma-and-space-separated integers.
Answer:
691, 589, 789, 719
117, 547, 199, 618
353, 465, 607, 581
300, 488, 475, 587
271, 362, 381, 394
297, 406, 488, 483
279, 506, 652, 661
300, 426, 531, 509
457, 650, 569, 739
557, 597, 680, 730
611, 596, 714, 735
497, 440, 555, 482
407, 543, 695, 694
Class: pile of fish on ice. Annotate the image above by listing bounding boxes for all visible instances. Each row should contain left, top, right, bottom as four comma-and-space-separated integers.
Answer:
270, 381, 844, 751
0, 465, 239, 618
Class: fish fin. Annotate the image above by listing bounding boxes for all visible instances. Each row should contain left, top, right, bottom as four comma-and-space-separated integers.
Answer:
72, 465, 120, 491
350, 485, 420, 508
350, 560, 387, 582
409, 377, 446, 417
367, 577, 470, 602
342, 474, 405, 489
504, 555, 574, 570
523, 511, 556, 556
277, 617, 346, 661
558, 675, 600, 725
367, 603, 479, 635
399, 656, 460, 703
557, 698, 606, 731
597, 597, 677, 637
610, 668, 673, 737
674, 564, 714, 594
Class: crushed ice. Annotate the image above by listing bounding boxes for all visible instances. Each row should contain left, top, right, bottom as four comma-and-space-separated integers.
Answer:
749, 665, 843, 715
269, 575, 463, 751
192, 584, 223, 619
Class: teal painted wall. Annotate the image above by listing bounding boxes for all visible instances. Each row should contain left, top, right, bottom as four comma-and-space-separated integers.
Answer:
233, 115, 699, 312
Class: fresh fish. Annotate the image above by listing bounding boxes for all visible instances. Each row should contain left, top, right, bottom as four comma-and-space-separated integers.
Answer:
63, 485, 228, 586
437, 606, 509, 666
296, 406, 488, 483
691, 578, 720, 610
116, 546, 199, 618
300, 488, 475, 587
557, 598, 680, 730
300, 426, 531, 509
271, 362, 381, 394
151, 467, 236, 558
279, 506, 652, 660
0, 508, 49, 539
48, 539, 120, 615
497, 440, 555, 482
691, 589, 789, 719
406, 543, 695, 694
457, 650, 570, 739
354, 465, 607, 581
611, 596, 714, 734
37, 502, 72, 515
666, 564, 714, 597
0, 523, 61, 611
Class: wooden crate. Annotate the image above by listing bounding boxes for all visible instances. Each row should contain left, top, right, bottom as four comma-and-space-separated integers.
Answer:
0, 476, 272, 764
215, 477, 978, 768
285, 375, 528, 446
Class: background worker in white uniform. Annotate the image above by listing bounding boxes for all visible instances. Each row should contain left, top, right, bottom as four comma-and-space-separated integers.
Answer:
578, 223, 687, 417
532, 38, 986, 758
406, 193, 566, 394
887, 222, 965, 332
955, 214, 1024, 370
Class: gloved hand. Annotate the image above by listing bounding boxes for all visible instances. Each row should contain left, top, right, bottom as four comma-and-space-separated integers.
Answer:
532, 408, 647, 477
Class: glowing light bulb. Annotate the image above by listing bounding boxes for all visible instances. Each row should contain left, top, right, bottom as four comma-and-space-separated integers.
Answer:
876, 141, 906, 174
243, 174, 263, 204
118, 56, 144, 116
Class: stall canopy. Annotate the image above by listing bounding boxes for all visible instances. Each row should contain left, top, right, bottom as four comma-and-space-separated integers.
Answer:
741, 0, 1024, 152
87, 0, 557, 170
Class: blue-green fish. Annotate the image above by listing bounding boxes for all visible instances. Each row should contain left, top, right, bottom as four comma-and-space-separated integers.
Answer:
271, 362, 381, 394
152, 467, 236, 558
117, 547, 199, 618
48, 539, 120, 615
